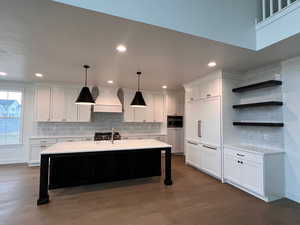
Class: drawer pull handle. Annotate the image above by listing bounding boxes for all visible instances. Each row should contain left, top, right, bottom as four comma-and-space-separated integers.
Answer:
202, 145, 217, 150
187, 141, 198, 146
237, 153, 245, 157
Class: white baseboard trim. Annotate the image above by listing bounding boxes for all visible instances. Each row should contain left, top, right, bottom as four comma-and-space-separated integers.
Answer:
286, 192, 300, 203
0, 159, 26, 165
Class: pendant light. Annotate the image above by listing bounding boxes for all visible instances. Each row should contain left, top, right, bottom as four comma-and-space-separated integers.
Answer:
131, 71, 146, 107
75, 65, 95, 105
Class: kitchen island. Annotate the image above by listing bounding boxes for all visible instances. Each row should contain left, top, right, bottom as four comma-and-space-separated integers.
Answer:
37, 139, 172, 205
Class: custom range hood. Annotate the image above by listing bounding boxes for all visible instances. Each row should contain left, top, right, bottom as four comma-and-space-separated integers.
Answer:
93, 86, 123, 113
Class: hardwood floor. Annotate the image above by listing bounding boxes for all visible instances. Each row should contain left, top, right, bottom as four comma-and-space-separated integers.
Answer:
0, 156, 299, 225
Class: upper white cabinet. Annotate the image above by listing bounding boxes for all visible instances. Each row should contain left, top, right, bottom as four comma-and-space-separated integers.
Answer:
35, 86, 91, 122
35, 87, 51, 122
123, 89, 166, 123
153, 94, 165, 122
186, 76, 221, 102
166, 91, 184, 116
77, 105, 91, 122
64, 88, 79, 122
50, 87, 65, 122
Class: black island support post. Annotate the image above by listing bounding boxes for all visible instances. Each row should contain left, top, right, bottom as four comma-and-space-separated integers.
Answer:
37, 147, 173, 205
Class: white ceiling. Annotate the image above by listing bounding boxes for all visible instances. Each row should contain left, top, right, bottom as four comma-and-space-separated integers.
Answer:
1, 0, 300, 90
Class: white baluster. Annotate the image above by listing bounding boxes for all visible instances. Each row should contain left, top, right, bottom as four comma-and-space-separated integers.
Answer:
270, 0, 273, 16
262, 0, 266, 20
287, 0, 291, 6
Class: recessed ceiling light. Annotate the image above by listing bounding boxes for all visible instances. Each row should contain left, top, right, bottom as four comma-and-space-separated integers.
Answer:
208, 61, 217, 67
0, 72, 7, 76
116, 45, 127, 52
162, 85, 168, 89
35, 73, 43, 77
107, 80, 114, 84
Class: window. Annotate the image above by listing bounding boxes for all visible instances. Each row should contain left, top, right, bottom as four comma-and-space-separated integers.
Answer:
0, 90, 23, 145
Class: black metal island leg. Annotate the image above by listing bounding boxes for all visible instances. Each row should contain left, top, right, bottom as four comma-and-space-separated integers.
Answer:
37, 154, 50, 205
164, 148, 173, 185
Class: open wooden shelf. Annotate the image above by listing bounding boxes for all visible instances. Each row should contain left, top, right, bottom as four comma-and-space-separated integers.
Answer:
232, 80, 282, 93
233, 122, 284, 127
233, 101, 283, 109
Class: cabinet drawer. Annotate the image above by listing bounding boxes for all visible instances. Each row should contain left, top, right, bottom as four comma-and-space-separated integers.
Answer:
81, 137, 93, 141
224, 148, 263, 163
30, 138, 57, 146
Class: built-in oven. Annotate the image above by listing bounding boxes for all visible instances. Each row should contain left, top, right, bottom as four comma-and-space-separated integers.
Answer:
167, 116, 183, 128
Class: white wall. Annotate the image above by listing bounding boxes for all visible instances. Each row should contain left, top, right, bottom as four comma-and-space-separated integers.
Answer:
53, 0, 258, 50
256, 1, 300, 49
225, 65, 284, 150
282, 56, 300, 203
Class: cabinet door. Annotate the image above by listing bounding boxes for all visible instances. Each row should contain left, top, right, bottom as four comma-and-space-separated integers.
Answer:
224, 155, 241, 185
175, 92, 184, 116
200, 145, 220, 177
201, 97, 221, 145
241, 161, 264, 195
51, 87, 65, 122
167, 94, 176, 116
175, 129, 184, 153
78, 105, 91, 122
134, 93, 153, 122
206, 78, 220, 97
145, 93, 154, 122
123, 90, 135, 122
35, 87, 51, 122
167, 129, 176, 153
185, 99, 203, 142
30, 146, 42, 163
185, 142, 202, 168
65, 88, 79, 122
153, 94, 165, 122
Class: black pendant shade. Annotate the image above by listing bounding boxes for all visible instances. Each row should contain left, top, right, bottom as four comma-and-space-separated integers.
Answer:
131, 91, 146, 107
131, 72, 146, 107
75, 65, 95, 105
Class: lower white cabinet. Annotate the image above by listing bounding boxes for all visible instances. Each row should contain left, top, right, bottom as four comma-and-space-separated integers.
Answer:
185, 140, 221, 178
224, 147, 284, 202
185, 141, 202, 168
29, 138, 57, 166
167, 128, 184, 154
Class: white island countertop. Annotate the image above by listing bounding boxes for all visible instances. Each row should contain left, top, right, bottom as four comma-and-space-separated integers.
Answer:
42, 139, 172, 155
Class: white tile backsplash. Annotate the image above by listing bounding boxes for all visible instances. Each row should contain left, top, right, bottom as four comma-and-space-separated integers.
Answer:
232, 64, 284, 149
36, 112, 163, 136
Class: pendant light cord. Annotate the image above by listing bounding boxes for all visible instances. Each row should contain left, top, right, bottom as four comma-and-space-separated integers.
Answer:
137, 71, 142, 91
83, 65, 90, 87
85, 67, 88, 87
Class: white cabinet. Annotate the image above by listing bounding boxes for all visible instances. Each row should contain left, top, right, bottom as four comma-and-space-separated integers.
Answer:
224, 155, 241, 185
153, 94, 165, 122
35, 86, 91, 122
77, 105, 91, 122
35, 87, 51, 122
123, 89, 165, 123
29, 138, 57, 166
200, 144, 220, 177
167, 91, 184, 116
224, 147, 284, 202
185, 141, 202, 168
65, 88, 79, 122
186, 77, 220, 102
50, 87, 65, 122
123, 89, 135, 122
167, 128, 184, 154
134, 93, 154, 122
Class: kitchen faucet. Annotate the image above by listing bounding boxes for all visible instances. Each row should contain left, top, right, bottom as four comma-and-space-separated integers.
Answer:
111, 128, 116, 144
